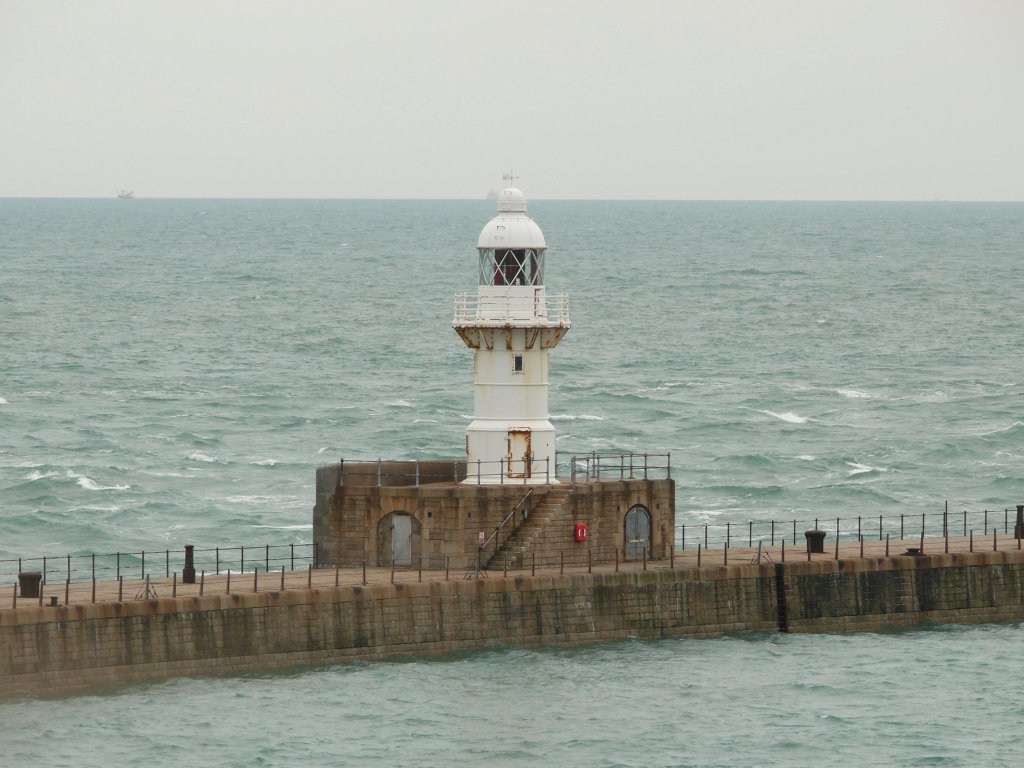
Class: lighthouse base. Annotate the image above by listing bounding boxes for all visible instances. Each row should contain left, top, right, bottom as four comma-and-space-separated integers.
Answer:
313, 460, 675, 572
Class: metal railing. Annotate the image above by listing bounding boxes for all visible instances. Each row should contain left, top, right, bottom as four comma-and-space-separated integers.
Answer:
453, 291, 570, 325
477, 489, 534, 572
0, 542, 318, 587
678, 504, 1024, 552
564, 452, 672, 483
339, 453, 672, 487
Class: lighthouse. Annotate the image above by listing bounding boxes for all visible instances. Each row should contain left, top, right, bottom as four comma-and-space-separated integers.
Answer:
453, 186, 569, 484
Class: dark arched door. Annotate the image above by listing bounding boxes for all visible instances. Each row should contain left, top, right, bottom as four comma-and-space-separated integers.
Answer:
624, 505, 651, 560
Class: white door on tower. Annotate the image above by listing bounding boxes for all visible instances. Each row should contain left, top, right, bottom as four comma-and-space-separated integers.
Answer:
508, 429, 532, 478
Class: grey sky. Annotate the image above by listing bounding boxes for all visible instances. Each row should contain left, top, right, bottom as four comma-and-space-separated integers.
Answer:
2, 1, 1022, 200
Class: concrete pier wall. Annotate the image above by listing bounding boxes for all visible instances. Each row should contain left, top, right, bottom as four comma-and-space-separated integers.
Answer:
3, 551, 1024, 698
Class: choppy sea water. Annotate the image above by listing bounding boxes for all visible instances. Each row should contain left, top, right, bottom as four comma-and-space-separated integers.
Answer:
1, 198, 1022, 764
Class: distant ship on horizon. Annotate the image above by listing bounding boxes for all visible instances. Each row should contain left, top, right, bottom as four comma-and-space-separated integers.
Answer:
116, 190, 134, 199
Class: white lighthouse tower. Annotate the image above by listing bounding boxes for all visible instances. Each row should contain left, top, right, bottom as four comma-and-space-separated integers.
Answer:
453, 186, 570, 484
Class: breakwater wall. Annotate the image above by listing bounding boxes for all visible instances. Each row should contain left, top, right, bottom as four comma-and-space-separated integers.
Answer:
3, 550, 1024, 697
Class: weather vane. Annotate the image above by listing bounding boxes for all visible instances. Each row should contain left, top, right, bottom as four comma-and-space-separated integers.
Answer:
502, 170, 519, 186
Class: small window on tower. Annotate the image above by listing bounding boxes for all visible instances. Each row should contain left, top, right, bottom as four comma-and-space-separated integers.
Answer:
513, 354, 524, 374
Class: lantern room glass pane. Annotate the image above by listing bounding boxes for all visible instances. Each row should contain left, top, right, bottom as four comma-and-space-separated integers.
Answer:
478, 248, 546, 286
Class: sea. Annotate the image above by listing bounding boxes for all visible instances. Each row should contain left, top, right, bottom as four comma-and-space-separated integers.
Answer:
1, 197, 1022, 766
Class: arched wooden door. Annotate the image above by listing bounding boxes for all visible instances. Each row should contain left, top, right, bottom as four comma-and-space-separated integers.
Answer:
624, 505, 651, 560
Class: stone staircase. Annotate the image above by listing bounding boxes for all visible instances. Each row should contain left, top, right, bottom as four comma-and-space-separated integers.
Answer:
484, 487, 573, 570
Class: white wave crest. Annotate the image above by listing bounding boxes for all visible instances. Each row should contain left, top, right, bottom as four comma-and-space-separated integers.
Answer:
550, 414, 605, 421
846, 462, 888, 476
979, 421, 1023, 436
837, 388, 876, 399
760, 410, 808, 424
252, 458, 278, 466
25, 469, 59, 481
187, 451, 225, 464
67, 471, 130, 491
254, 524, 313, 530
796, 455, 816, 462
0, 396, 8, 404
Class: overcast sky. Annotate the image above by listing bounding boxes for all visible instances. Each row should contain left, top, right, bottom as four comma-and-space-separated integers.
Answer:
2, 1, 1022, 200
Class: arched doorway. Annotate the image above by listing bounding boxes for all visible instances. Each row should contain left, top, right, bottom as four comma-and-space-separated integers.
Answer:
377, 511, 420, 567
624, 504, 651, 560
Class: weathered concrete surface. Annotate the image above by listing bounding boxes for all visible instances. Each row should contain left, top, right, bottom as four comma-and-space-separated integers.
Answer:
3, 550, 1024, 698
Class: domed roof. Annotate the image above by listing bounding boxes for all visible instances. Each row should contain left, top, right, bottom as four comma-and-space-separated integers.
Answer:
477, 187, 547, 249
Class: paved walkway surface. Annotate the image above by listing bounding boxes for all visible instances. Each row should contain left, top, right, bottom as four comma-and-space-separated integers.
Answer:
7, 533, 1022, 611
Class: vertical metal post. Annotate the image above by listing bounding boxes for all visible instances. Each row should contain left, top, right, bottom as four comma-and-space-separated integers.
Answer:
65, 579, 69, 605
118, 576, 123, 601
216, 547, 220, 575
771, 520, 775, 547
900, 514, 904, 539
886, 534, 890, 557
724, 543, 728, 565
697, 543, 702, 567
241, 546, 245, 573
879, 515, 883, 541
200, 571, 205, 596
308, 564, 312, 589
377, 458, 382, 487
748, 521, 752, 547
166, 549, 170, 578
116, 553, 119, 580
781, 540, 784, 563
141, 550, 145, 579
253, 568, 258, 593
265, 544, 269, 572
666, 451, 671, 480
726, 522, 730, 549
704, 525, 708, 549
173, 573, 177, 598
91, 553, 95, 582
66, 554, 70, 583
226, 570, 231, 593
291, 543, 295, 571
415, 460, 420, 487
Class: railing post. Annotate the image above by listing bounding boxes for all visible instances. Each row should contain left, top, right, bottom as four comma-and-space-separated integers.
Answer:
415, 460, 420, 487
666, 452, 671, 480
377, 458, 382, 487
643, 453, 648, 480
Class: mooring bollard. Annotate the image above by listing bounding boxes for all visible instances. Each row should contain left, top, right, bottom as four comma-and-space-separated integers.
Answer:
1015, 505, 1024, 539
805, 530, 826, 554
183, 544, 196, 584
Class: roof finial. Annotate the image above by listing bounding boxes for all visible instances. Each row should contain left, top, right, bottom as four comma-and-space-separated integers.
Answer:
502, 170, 519, 186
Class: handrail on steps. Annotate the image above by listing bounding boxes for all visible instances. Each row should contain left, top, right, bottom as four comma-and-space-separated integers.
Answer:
471, 489, 534, 576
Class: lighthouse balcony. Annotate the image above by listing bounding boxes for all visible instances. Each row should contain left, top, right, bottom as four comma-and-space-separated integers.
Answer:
453, 291, 570, 327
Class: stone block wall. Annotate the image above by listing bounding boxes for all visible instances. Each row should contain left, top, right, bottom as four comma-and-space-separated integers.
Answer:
5, 552, 1024, 697
313, 461, 675, 571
